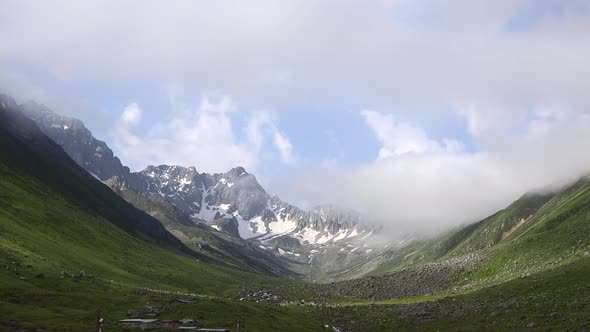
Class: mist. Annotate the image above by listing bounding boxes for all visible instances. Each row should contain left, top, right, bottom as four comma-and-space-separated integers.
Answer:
272, 111, 590, 237
2, 1, 590, 238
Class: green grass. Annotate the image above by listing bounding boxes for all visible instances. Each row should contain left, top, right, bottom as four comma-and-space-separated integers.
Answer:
0, 161, 297, 330
4, 164, 587, 330
161, 300, 330, 332
318, 257, 590, 331
0, 105, 327, 331
2, 100, 590, 331
110, 185, 296, 278
459, 180, 590, 289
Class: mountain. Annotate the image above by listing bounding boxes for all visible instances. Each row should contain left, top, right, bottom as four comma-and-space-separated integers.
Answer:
121, 164, 372, 244
0, 96, 188, 253
340, 176, 590, 285
106, 175, 298, 277
0, 94, 319, 331
21, 101, 130, 181
4, 94, 590, 330
22, 101, 377, 264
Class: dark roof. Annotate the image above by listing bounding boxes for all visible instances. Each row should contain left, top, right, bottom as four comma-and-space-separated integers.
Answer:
119, 319, 159, 324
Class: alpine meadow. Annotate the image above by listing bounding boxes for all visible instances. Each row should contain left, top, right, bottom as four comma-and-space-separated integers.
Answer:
1, 1, 590, 331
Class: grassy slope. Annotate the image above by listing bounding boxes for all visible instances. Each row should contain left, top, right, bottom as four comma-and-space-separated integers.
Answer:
320, 257, 590, 331
2, 95, 590, 331
0, 98, 325, 331
0, 153, 330, 331
0, 161, 290, 330
109, 184, 296, 278
368, 189, 573, 277
462, 178, 590, 288
303, 177, 590, 330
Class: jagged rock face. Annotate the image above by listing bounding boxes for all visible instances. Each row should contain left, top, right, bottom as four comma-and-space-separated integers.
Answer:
19, 103, 375, 246
203, 167, 269, 220
116, 164, 373, 244
266, 235, 302, 249
211, 217, 241, 238
269, 199, 363, 234
0, 95, 186, 252
124, 165, 205, 217
21, 101, 129, 181
119, 165, 269, 223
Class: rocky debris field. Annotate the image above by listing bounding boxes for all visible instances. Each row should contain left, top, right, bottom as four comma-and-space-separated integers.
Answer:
317, 290, 590, 332
237, 289, 283, 303
305, 253, 484, 301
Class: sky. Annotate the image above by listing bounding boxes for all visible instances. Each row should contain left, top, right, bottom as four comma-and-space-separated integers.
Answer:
2, 0, 590, 235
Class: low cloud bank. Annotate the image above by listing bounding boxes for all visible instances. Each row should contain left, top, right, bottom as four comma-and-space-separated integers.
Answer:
276, 108, 590, 237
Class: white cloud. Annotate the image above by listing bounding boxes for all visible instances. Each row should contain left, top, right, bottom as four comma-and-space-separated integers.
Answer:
454, 101, 529, 143
361, 110, 463, 158
273, 130, 293, 163
120, 102, 141, 126
247, 111, 272, 151
1, 1, 589, 110
246, 110, 295, 164
113, 94, 293, 173
116, 103, 142, 146
3, 0, 590, 235
199, 94, 237, 113
280, 107, 590, 236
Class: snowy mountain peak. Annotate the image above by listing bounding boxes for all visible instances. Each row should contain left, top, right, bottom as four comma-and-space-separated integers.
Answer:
123, 164, 375, 245
22, 104, 377, 249
226, 166, 249, 178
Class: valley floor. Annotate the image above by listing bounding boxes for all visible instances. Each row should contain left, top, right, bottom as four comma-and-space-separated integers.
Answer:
1, 99, 589, 331
2, 256, 590, 331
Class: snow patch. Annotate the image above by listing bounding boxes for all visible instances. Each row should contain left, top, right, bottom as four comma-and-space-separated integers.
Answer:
359, 230, 374, 240
268, 217, 297, 235
235, 216, 259, 239
293, 227, 321, 244
277, 248, 299, 256
332, 230, 348, 242
347, 229, 359, 238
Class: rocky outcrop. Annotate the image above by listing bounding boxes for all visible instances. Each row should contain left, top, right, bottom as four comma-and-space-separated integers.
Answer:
18, 101, 376, 253
22, 101, 130, 181
107, 164, 373, 245
307, 253, 485, 301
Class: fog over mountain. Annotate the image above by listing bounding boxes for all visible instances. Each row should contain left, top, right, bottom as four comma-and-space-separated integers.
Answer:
275, 109, 590, 236
2, 0, 590, 237
4, 2, 590, 330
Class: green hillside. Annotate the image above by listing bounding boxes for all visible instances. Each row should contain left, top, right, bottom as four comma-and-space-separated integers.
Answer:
107, 178, 297, 277
319, 256, 590, 331
0, 97, 326, 331
0, 168, 322, 330
2, 94, 590, 331
291, 179, 590, 330
369, 180, 588, 278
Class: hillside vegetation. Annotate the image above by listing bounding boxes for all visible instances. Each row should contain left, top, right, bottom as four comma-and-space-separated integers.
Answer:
2, 95, 590, 331
0, 97, 325, 331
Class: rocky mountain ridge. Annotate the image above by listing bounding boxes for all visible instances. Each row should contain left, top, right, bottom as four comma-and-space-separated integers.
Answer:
120, 164, 374, 245
20, 101, 378, 259
21, 101, 130, 181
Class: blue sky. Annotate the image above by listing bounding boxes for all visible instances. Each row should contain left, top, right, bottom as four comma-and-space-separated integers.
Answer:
2, 0, 590, 232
